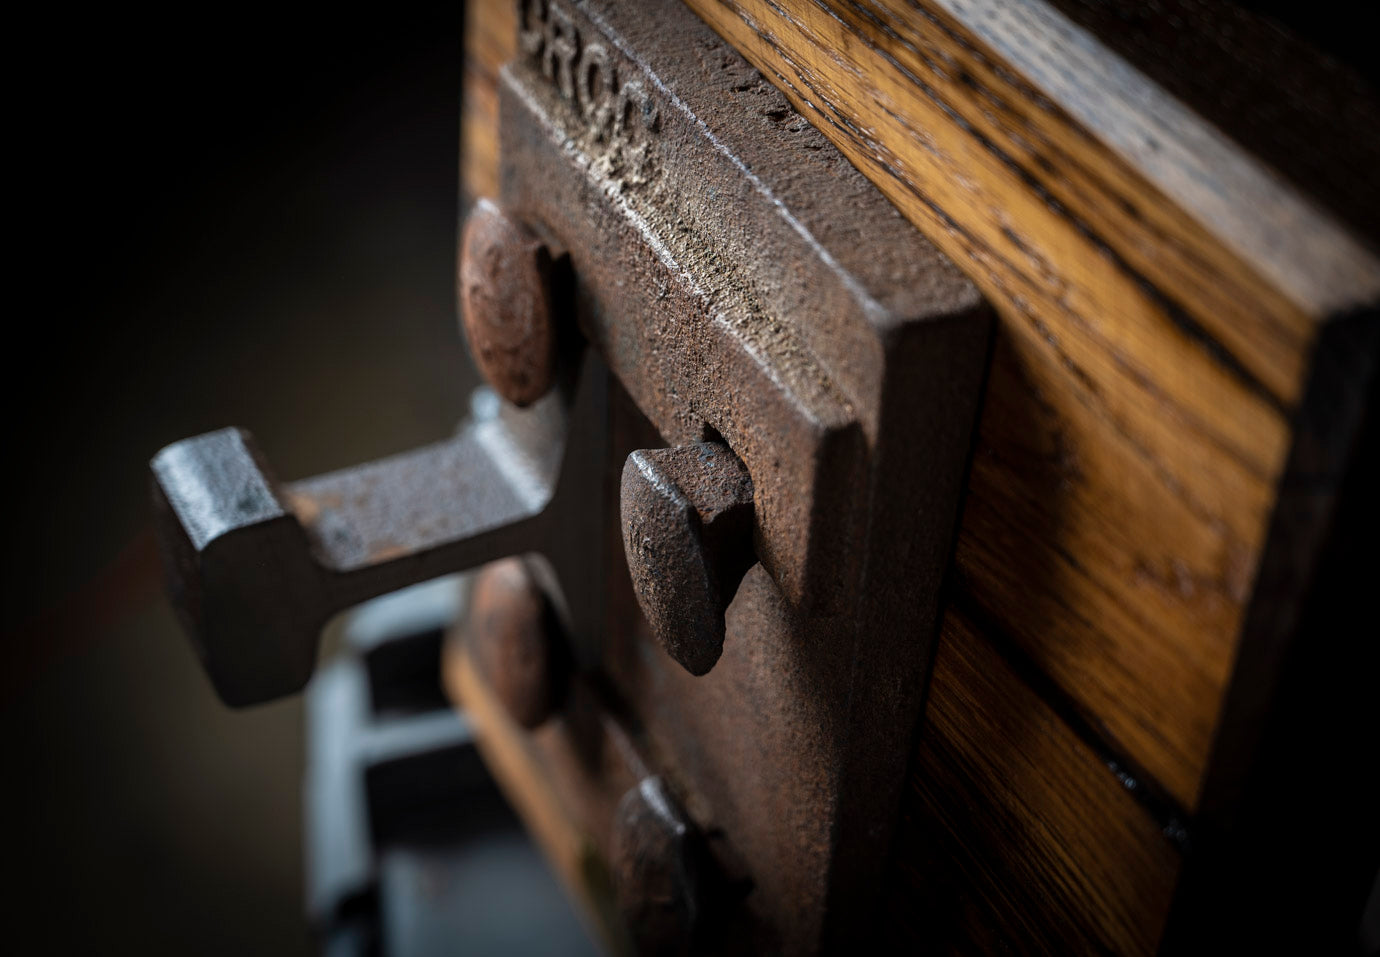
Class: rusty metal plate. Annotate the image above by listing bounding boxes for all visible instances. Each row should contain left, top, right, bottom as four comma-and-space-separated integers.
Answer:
478, 0, 992, 952
150, 0, 990, 949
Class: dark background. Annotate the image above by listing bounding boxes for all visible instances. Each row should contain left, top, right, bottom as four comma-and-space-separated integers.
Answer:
4, 6, 476, 953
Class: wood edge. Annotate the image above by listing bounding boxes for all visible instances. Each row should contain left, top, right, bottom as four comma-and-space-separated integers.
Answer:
899, 602, 1183, 954
931, 0, 1380, 319
1164, 310, 1380, 948
441, 631, 630, 956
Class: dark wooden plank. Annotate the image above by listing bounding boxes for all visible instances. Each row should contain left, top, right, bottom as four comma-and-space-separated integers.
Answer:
1163, 312, 1380, 952
460, 0, 514, 204
444, 637, 636, 956
1047, 0, 1380, 243
681, 0, 1380, 814
884, 604, 1182, 956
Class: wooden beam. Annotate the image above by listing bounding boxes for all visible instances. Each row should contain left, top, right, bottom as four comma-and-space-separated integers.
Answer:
680, 0, 1378, 812
887, 605, 1181, 955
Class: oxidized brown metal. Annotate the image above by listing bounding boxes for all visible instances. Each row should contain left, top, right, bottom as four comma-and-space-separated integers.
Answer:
610, 777, 705, 957
498, 0, 991, 952
620, 442, 755, 676
152, 0, 992, 950
151, 353, 611, 706
466, 557, 561, 729
459, 198, 559, 406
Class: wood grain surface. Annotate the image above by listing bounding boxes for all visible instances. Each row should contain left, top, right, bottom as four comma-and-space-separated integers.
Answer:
886, 604, 1181, 956
460, 0, 513, 204
679, 0, 1378, 816
1045, 0, 1380, 245
443, 632, 636, 956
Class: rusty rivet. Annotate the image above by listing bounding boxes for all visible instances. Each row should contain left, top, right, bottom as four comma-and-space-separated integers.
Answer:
610, 776, 702, 956
465, 557, 559, 728
459, 198, 557, 407
620, 441, 755, 676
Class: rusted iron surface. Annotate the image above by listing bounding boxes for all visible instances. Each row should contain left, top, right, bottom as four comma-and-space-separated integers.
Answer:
620, 442, 755, 675
609, 777, 705, 957
152, 0, 991, 950
497, 0, 991, 951
151, 355, 610, 706
466, 557, 562, 729
459, 198, 560, 406
504, 0, 984, 623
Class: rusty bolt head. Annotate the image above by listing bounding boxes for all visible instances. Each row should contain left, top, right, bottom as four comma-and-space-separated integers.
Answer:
610, 777, 702, 956
620, 442, 756, 676
459, 198, 557, 406
465, 557, 559, 728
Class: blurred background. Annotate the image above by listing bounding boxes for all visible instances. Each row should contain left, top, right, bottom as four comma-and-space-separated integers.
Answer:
3, 6, 476, 953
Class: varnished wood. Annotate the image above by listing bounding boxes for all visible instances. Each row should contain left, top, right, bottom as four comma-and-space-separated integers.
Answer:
443, 632, 635, 955
1045, 0, 1380, 245
887, 604, 1181, 956
928, 0, 1378, 319
680, 0, 1377, 815
460, 0, 513, 204
1163, 315, 1380, 951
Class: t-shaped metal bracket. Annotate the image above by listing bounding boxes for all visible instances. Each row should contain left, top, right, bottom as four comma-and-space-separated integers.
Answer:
152, 358, 607, 706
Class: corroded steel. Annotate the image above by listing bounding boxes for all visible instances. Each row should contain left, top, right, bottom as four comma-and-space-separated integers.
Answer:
610, 777, 705, 957
151, 357, 609, 706
459, 198, 559, 406
500, 1, 991, 952
151, 0, 991, 951
466, 557, 562, 729
620, 442, 755, 676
